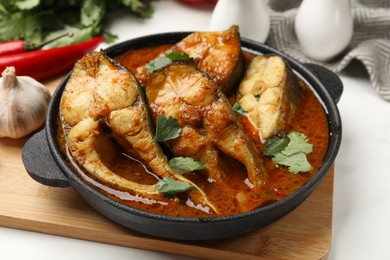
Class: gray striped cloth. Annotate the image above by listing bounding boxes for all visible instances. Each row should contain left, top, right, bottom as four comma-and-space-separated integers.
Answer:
265, 0, 390, 101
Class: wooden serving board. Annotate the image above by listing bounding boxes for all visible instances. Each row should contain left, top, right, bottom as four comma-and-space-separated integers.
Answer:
0, 76, 334, 259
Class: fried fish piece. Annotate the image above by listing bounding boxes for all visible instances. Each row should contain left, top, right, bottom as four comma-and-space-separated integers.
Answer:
145, 63, 266, 187
238, 55, 302, 140
131, 26, 244, 94
61, 51, 218, 213
173, 25, 244, 94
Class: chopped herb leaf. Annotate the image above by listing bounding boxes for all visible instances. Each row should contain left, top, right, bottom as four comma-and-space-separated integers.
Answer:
254, 93, 260, 101
81, 0, 106, 27
169, 157, 208, 174
283, 131, 313, 155
152, 115, 182, 143
272, 152, 313, 174
156, 177, 197, 198
264, 131, 313, 174
166, 51, 191, 61
263, 133, 289, 156
232, 102, 246, 115
146, 56, 172, 74
146, 51, 192, 73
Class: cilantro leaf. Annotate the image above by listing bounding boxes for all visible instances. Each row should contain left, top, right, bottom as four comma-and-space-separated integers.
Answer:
283, 132, 313, 155
264, 131, 313, 174
0, 4, 8, 15
81, 0, 106, 27
152, 115, 182, 143
272, 152, 313, 174
146, 51, 192, 73
44, 27, 94, 48
166, 51, 191, 61
156, 177, 197, 198
146, 56, 172, 74
0, 12, 42, 44
263, 133, 289, 156
120, 0, 154, 18
14, 0, 40, 10
169, 157, 208, 174
0, 0, 155, 46
254, 93, 260, 101
232, 102, 246, 115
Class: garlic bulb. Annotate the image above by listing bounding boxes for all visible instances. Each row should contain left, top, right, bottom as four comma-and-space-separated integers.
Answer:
0, 67, 51, 138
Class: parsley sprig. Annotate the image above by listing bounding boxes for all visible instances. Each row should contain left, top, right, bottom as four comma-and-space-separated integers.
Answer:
156, 177, 197, 198
263, 131, 289, 156
155, 157, 206, 198
264, 131, 313, 174
146, 51, 192, 73
152, 115, 182, 143
169, 157, 208, 174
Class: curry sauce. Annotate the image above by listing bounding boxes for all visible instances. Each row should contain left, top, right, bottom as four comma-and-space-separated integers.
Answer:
59, 44, 328, 218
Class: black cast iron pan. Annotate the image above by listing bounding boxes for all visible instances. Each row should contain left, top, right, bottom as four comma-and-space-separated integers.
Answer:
22, 32, 343, 240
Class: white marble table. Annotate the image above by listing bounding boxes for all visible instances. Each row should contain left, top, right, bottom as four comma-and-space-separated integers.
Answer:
1, 2, 389, 259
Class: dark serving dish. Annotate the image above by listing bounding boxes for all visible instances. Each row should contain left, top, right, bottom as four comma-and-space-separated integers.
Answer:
22, 32, 342, 240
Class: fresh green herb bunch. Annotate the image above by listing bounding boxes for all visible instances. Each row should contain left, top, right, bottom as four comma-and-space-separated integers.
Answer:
0, 0, 154, 46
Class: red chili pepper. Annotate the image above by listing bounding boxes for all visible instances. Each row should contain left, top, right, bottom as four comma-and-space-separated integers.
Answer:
0, 33, 74, 57
0, 40, 26, 56
0, 36, 104, 81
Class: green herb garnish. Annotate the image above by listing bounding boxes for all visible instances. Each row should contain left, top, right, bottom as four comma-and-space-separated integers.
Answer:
0, 0, 154, 47
146, 51, 191, 73
282, 131, 313, 156
232, 102, 246, 115
263, 131, 289, 156
254, 93, 261, 101
169, 157, 208, 174
146, 56, 172, 74
156, 177, 197, 198
166, 51, 191, 61
152, 115, 182, 143
264, 131, 313, 174
272, 152, 313, 174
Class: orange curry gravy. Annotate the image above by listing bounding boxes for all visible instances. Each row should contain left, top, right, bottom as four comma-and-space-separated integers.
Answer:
61, 45, 329, 218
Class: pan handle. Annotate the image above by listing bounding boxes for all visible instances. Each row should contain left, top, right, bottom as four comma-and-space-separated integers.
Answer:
22, 129, 70, 187
304, 63, 343, 103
